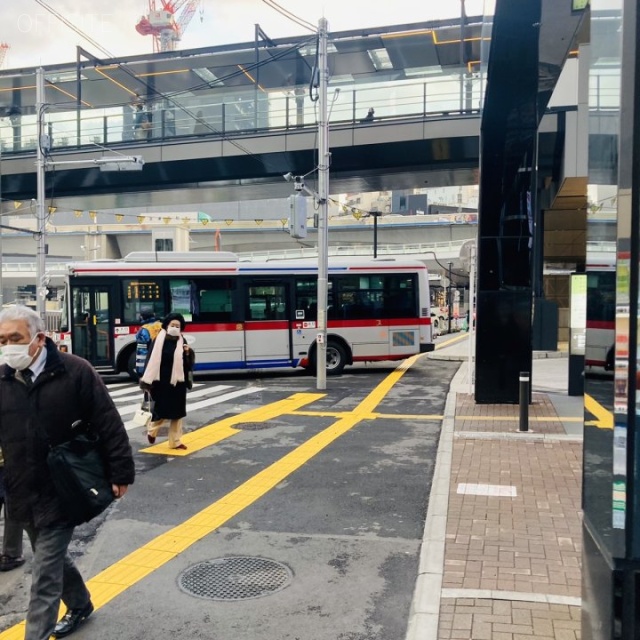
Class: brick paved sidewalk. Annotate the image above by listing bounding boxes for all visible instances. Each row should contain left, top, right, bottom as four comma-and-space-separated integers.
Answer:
438, 392, 583, 640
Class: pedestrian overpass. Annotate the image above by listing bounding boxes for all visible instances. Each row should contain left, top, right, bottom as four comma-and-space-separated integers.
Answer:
0, 16, 579, 212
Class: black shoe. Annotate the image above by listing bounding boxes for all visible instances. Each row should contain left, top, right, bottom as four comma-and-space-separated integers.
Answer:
0, 554, 25, 571
52, 601, 94, 638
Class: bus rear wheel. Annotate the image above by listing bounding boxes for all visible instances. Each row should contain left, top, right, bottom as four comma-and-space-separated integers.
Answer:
310, 340, 347, 376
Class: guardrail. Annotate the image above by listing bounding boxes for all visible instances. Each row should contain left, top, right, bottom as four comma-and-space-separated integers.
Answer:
236, 240, 468, 262
3, 262, 69, 275
0, 75, 485, 154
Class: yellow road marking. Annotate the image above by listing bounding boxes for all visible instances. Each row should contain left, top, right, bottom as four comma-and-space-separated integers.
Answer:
291, 410, 353, 418
436, 334, 468, 349
0, 355, 426, 639
140, 393, 325, 456
290, 410, 444, 421
584, 393, 613, 429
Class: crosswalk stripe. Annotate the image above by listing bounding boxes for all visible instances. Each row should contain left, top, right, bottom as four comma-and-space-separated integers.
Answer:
123, 386, 262, 432
112, 384, 214, 405
188, 386, 262, 411
116, 385, 233, 417
106, 382, 132, 390
109, 382, 204, 399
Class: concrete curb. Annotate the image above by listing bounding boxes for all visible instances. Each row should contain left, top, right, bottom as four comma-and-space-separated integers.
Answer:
428, 349, 567, 362
405, 363, 464, 640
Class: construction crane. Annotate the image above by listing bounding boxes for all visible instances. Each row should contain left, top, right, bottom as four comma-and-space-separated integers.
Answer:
136, 1, 203, 53
0, 43, 9, 69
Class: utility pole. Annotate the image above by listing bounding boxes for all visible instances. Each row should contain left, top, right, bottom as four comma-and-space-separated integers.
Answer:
36, 67, 47, 318
316, 17, 329, 390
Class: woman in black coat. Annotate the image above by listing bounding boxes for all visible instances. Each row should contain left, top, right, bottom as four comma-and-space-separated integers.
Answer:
140, 313, 195, 450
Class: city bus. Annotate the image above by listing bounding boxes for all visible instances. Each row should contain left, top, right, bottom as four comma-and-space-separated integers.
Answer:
586, 266, 615, 371
54, 252, 435, 378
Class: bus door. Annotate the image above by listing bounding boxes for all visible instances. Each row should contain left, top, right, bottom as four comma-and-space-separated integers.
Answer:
70, 285, 113, 368
244, 282, 293, 368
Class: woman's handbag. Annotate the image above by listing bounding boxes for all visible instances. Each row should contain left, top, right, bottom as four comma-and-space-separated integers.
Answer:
132, 392, 153, 428
46, 421, 114, 525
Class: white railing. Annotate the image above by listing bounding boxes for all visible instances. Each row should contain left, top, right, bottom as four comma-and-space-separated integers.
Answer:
2, 262, 69, 275
237, 240, 468, 262
1, 75, 484, 153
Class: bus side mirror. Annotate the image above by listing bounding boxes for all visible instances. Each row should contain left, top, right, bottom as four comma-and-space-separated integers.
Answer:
59, 323, 68, 333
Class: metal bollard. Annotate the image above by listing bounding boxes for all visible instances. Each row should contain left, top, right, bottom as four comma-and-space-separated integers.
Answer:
519, 371, 530, 432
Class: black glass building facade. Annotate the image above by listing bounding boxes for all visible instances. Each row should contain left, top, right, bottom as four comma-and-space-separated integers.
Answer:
582, 1, 640, 638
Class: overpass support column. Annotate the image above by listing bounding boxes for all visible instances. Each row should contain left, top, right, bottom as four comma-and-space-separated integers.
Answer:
474, 0, 541, 404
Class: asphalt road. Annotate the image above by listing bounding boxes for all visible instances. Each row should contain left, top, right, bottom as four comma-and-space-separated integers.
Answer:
0, 356, 459, 640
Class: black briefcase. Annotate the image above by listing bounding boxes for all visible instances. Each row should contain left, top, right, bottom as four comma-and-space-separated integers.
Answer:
47, 421, 114, 525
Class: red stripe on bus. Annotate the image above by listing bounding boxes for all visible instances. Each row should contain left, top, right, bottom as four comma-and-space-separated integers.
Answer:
244, 321, 290, 331
73, 268, 238, 274
328, 318, 430, 328
73, 265, 426, 274
112, 317, 431, 337
587, 321, 615, 330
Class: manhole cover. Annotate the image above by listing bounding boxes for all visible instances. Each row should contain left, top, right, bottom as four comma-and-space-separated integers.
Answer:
234, 422, 273, 431
178, 556, 293, 601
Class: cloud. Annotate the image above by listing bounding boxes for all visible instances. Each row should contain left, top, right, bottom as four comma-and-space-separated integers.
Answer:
3, 0, 487, 69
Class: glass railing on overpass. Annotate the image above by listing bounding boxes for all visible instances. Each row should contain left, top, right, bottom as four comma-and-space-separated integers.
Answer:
0, 74, 485, 153
3, 262, 69, 274
236, 240, 468, 262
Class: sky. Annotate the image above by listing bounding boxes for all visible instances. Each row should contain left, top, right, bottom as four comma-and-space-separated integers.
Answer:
1, 0, 487, 70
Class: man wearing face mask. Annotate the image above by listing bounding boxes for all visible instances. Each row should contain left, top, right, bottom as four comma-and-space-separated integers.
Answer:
140, 312, 195, 450
0, 306, 135, 640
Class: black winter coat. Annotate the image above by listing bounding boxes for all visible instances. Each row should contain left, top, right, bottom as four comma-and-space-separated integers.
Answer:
0, 338, 135, 527
146, 337, 195, 421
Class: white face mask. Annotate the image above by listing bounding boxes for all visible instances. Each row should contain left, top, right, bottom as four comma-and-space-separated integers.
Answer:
1, 335, 39, 371
166, 326, 181, 337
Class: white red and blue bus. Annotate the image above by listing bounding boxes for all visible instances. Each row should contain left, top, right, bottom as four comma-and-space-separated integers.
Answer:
54, 252, 435, 378
586, 263, 615, 371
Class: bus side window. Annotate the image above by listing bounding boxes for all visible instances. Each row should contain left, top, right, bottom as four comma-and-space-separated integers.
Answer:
193, 278, 234, 321
248, 297, 266, 320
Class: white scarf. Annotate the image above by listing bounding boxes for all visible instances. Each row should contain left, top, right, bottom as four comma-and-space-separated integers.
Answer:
141, 329, 185, 386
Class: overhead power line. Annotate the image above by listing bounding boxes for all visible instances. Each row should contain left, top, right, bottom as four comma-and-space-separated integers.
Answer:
32, 0, 315, 168
34, 0, 115, 59
261, 0, 316, 33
